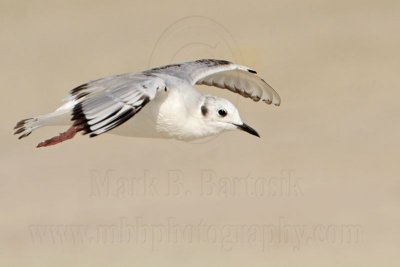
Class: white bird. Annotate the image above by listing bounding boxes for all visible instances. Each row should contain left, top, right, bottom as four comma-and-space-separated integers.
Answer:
14, 59, 281, 147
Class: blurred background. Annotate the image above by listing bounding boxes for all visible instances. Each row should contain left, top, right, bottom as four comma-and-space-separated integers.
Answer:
1, 0, 399, 266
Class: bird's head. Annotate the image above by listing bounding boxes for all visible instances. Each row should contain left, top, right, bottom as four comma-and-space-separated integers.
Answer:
199, 95, 260, 138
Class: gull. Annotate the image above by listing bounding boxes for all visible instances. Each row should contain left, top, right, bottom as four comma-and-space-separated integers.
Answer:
14, 59, 281, 147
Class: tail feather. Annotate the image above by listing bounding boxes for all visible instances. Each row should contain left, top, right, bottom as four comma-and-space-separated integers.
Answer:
14, 108, 72, 141
14, 118, 40, 139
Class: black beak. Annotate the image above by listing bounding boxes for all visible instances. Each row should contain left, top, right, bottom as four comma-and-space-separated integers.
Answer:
236, 123, 260, 138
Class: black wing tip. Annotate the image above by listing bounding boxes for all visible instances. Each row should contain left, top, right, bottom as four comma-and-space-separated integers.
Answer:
71, 102, 91, 135
70, 83, 89, 96
247, 69, 257, 74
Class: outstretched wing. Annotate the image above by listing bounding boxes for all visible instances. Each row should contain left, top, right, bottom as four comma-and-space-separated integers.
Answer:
70, 73, 165, 137
147, 59, 281, 106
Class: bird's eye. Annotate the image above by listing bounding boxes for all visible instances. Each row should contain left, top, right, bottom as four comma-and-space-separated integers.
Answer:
218, 109, 227, 117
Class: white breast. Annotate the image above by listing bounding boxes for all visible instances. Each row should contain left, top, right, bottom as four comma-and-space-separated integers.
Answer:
109, 78, 203, 140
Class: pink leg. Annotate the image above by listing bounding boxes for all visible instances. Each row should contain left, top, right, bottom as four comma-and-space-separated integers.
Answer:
37, 126, 78, 148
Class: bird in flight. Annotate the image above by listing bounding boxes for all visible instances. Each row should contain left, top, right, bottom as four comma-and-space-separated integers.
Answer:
14, 59, 281, 148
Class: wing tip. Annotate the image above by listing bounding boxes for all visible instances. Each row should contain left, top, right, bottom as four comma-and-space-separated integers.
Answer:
262, 96, 281, 106
70, 83, 89, 96
71, 102, 92, 135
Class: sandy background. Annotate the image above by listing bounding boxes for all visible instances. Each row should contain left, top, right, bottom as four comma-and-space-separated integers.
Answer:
1, 0, 399, 266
